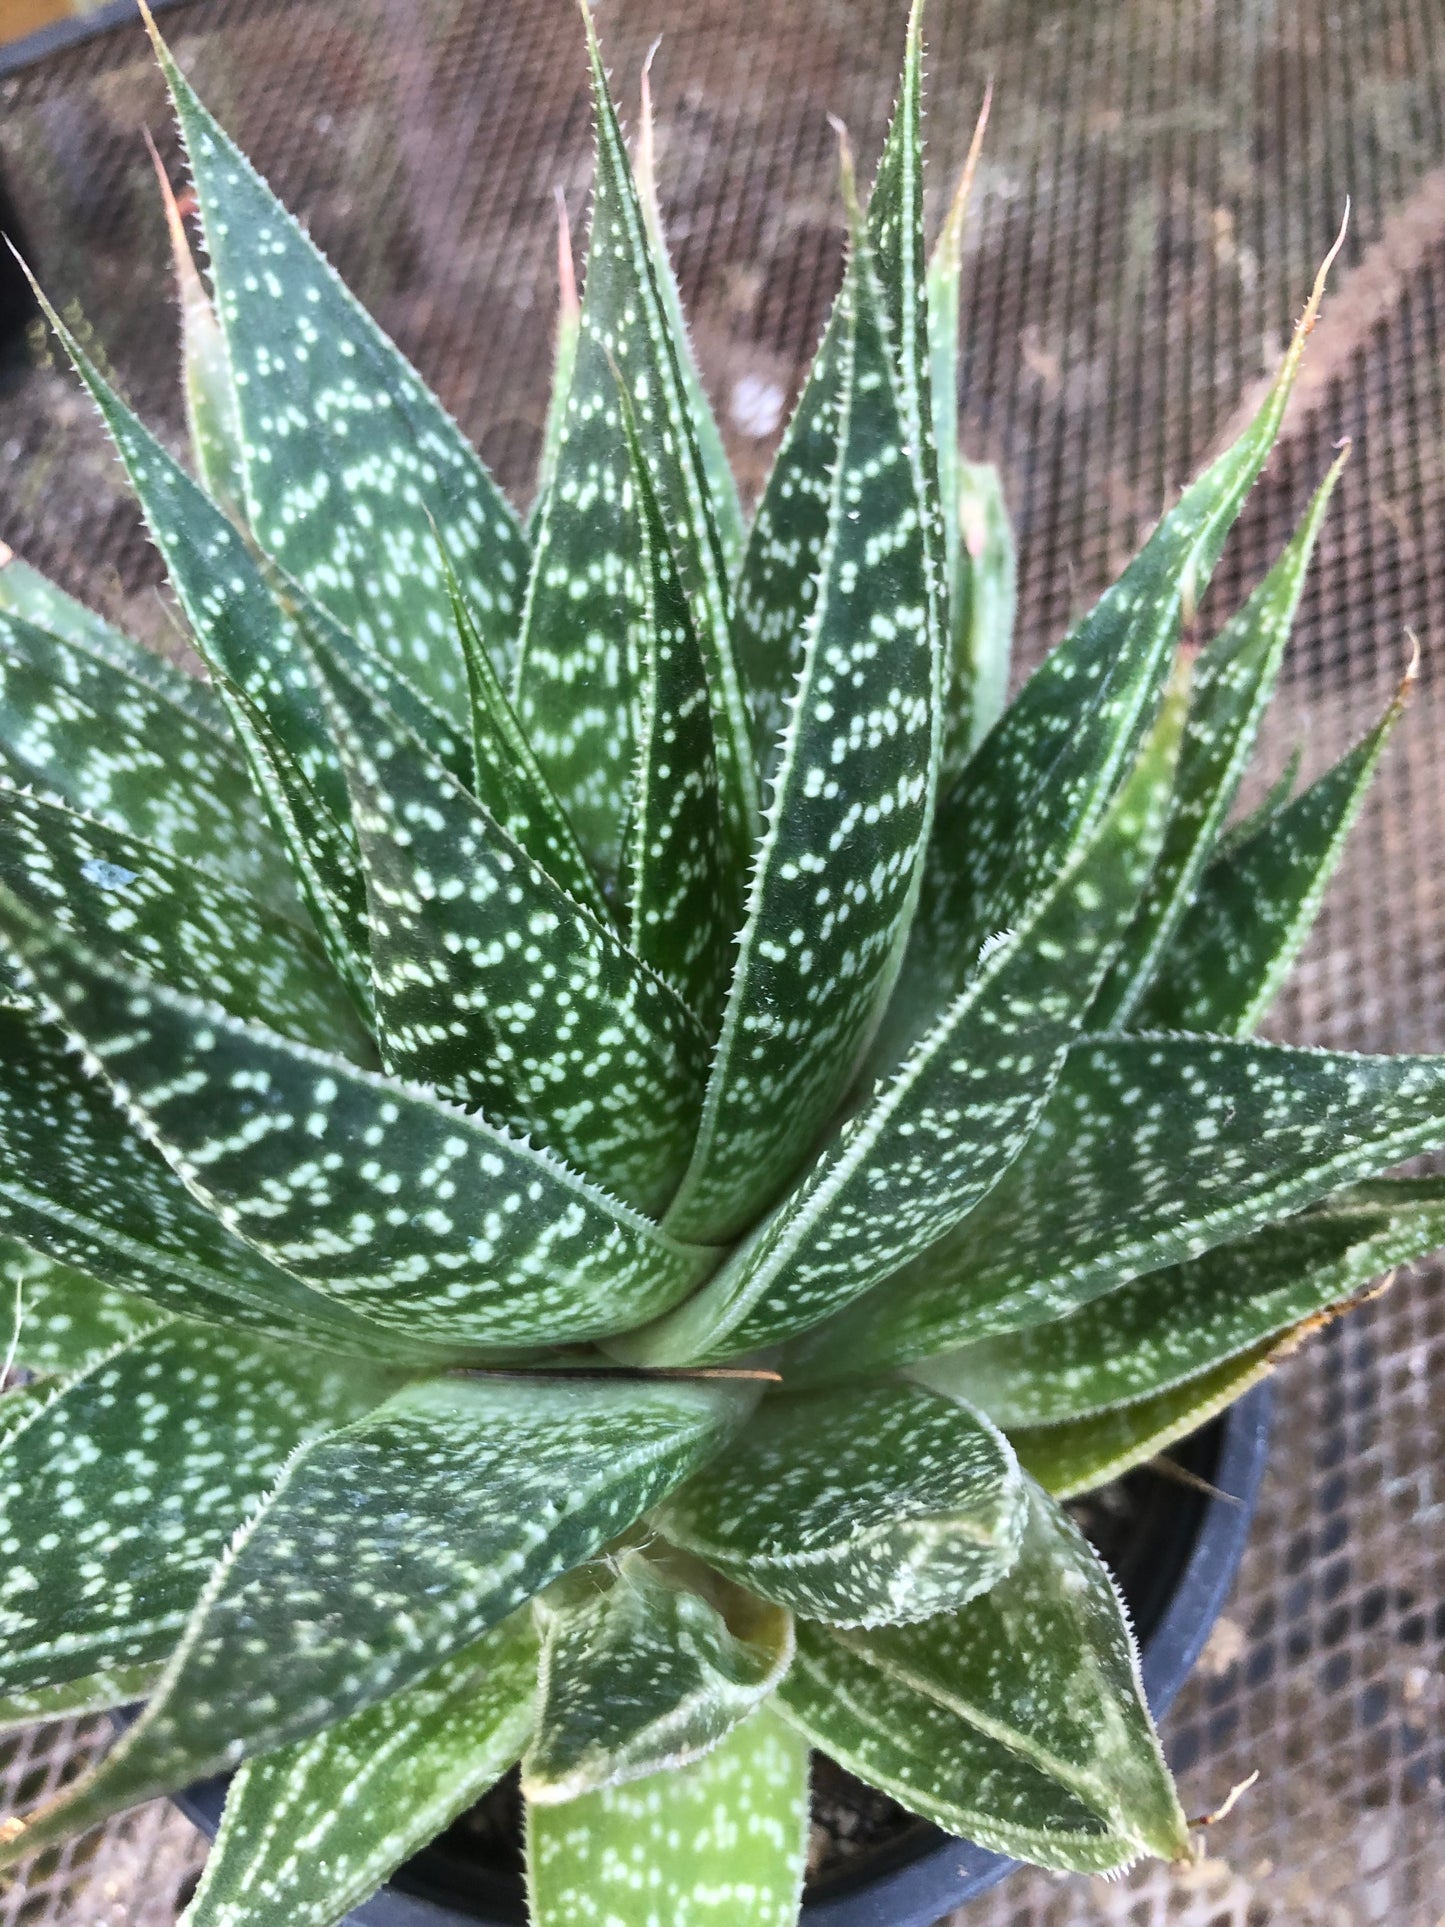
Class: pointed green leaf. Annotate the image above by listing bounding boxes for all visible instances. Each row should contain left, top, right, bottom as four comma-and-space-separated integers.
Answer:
657, 1383, 1024, 1626
730, 294, 847, 777
921, 1177, 1445, 1425
777, 1624, 1135, 1874
637, 59, 746, 570
154, 25, 528, 711
0, 544, 224, 733
1093, 453, 1347, 1028
444, 557, 609, 922
0, 782, 365, 1055
515, 15, 756, 899
0, 1241, 163, 1377
0, 1319, 386, 1699
181, 1613, 539, 1927
0, 1663, 163, 1737
0, 610, 283, 901
0, 911, 711, 1348
804, 1031, 1445, 1374
32, 294, 353, 826
213, 678, 373, 1020
664, 233, 934, 1245
0, 1373, 746, 1859
616, 381, 732, 1025
836, 1481, 1188, 1861
153, 148, 246, 521
1137, 676, 1407, 1036
310, 645, 708, 1217
631, 661, 1185, 1365
530, 193, 582, 532
944, 459, 1017, 771
526, 1705, 809, 1927
0, 1005, 416, 1360
1217, 743, 1302, 857
523, 1549, 792, 1801
1010, 1343, 1278, 1500
902, 249, 1341, 1043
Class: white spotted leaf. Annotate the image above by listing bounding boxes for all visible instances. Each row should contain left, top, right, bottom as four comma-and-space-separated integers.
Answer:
777, 1623, 1138, 1874
1137, 680, 1407, 1036
0, 1004, 413, 1361
628, 655, 1186, 1366
0, 903, 712, 1348
153, 23, 528, 714
1092, 452, 1347, 1028
0, 1319, 387, 1700
918, 1176, 1445, 1427
522, 1548, 792, 1802
656, 1382, 1025, 1626
526, 1705, 810, 1927
663, 225, 935, 1247
0, 1662, 164, 1738
0, 782, 366, 1056
804, 1032, 1445, 1375
1009, 1345, 1279, 1500
0, 608, 283, 903
181, 1614, 539, 1927
515, 14, 756, 900
308, 641, 709, 1217
832, 1480, 1188, 1862
0, 1373, 747, 1859
0, 1241, 164, 1378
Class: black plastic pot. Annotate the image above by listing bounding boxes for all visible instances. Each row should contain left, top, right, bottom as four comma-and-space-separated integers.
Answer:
157, 1383, 1272, 1927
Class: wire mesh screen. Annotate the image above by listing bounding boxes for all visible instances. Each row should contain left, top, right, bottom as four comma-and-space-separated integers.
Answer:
1, 0, 1443, 1920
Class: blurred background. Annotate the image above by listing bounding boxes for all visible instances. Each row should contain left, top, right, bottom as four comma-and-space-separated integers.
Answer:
0, 0, 1443, 1921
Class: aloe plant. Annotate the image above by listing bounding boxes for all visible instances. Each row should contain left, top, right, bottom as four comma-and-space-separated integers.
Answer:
0, 7, 1439, 1924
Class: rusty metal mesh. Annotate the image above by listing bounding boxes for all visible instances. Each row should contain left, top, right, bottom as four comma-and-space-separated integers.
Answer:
1, 0, 1443, 1920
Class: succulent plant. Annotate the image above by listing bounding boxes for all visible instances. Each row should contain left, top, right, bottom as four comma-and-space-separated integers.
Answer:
1, 5, 1443, 1924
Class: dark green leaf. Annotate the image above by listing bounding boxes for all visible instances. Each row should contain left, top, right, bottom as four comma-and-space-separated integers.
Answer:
616, 380, 733, 1026
0, 1373, 746, 1858
0, 1241, 164, 1377
309, 644, 708, 1217
1010, 1344, 1277, 1500
806, 1031, 1445, 1373
0, 610, 282, 902
0, 782, 365, 1055
920, 1177, 1445, 1425
182, 1614, 539, 1927
777, 1624, 1135, 1873
443, 557, 609, 922
516, 15, 756, 896
0, 1319, 386, 1699
657, 1383, 1024, 1626
154, 22, 528, 711
0, 1004, 414, 1360
0, 544, 223, 732
522, 1549, 791, 1801
1137, 671, 1408, 1036
526, 1706, 810, 1927
664, 228, 935, 1246
631, 659, 1185, 1365
1093, 453, 1347, 1028
901, 245, 1343, 1044
0, 911, 712, 1348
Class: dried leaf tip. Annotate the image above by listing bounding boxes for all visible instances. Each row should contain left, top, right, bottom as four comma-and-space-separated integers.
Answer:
553, 187, 579, 327
1397, 629, 1422, 704
826, 115, 861, 229
144, 129, 205, 302
932, 81, 993, 273
1188, 1767, 1260, 1838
